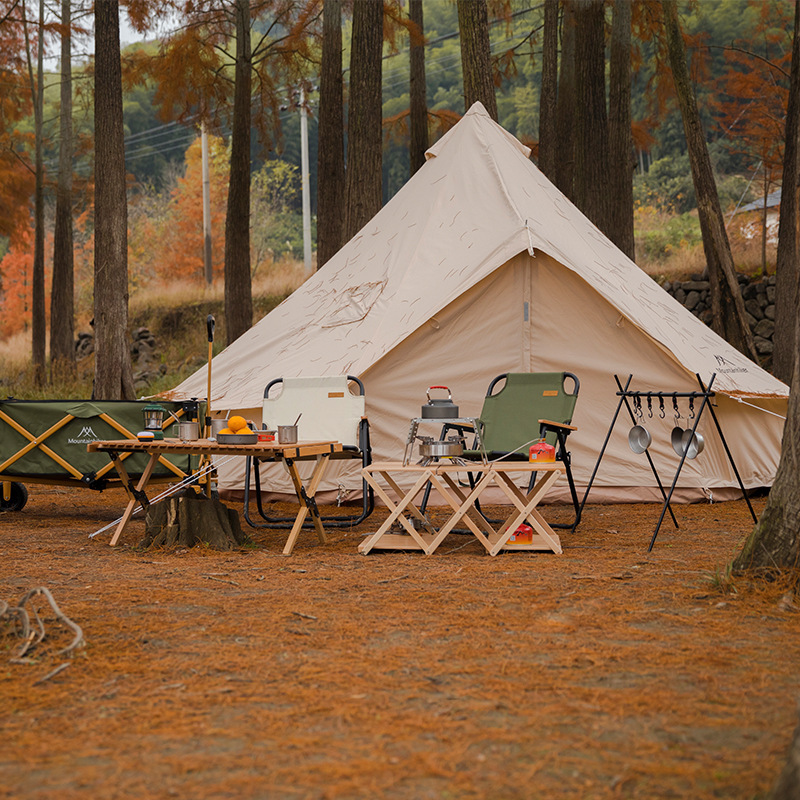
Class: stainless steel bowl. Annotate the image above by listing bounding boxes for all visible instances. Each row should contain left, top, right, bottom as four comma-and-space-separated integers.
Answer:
671, 426, 688, 456
628, 424, 652, 454
681, 429, 705, 459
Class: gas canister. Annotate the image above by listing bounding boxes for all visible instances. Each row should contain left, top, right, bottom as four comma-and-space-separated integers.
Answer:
529, 439, 556, 462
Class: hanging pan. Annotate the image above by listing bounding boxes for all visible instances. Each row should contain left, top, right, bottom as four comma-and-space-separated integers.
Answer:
670, 396, 688, 456
628, 396, 651, 454
681, 429, 705, 459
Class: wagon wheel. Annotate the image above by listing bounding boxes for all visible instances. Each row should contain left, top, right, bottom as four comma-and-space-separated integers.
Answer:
0, 482, 28, 512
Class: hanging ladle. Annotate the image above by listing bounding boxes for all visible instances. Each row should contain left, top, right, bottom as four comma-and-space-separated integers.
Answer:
628, 396, 652, 454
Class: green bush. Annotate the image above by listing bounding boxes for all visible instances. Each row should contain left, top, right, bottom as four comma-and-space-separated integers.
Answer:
636, 212, 702, 263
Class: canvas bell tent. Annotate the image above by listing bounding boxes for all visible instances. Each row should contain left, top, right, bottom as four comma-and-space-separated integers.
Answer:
166, 103, 789, 505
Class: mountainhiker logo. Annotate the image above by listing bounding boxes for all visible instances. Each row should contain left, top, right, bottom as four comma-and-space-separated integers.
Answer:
714, 354, 748, 374
68, 425, 100, 445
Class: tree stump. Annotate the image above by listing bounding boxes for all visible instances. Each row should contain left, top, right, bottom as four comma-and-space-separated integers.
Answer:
140, 490, 249, 550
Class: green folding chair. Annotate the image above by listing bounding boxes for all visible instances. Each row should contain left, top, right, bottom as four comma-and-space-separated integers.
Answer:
448, 372, 581, 530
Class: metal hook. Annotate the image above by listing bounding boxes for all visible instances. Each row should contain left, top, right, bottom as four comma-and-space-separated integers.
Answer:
688, 396, 695, 419
646, 395, 653, 418
634, 395, 642, 419
658, 395, 665, 418
672, 395, 680, 422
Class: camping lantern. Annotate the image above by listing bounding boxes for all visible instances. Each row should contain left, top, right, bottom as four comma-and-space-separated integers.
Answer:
142, 403, 167, 440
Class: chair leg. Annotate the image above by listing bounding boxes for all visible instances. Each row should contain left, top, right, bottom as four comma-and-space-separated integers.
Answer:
243, 454, 375, 530
549, 431, 581, 530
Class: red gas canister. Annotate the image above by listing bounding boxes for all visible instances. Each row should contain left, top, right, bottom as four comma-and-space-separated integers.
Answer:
529, 439, 556, 462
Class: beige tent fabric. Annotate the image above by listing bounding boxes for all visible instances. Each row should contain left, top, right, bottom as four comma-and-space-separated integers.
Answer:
166, 103, 788, 503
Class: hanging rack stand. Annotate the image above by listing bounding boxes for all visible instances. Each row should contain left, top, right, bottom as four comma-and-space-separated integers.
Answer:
577, 372, 756, 551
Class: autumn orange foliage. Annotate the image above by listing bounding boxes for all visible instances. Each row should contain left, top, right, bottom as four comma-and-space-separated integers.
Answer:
0, 227, 53, 340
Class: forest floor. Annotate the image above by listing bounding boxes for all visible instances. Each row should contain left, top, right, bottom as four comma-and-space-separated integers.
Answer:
0, 486, 798, 800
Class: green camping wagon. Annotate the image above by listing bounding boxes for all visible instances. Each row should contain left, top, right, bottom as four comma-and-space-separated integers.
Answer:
0, 398, 205, 511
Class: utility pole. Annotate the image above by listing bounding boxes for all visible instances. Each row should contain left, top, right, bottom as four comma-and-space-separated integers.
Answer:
201, 122, 212, 285
300, 87, 312, 275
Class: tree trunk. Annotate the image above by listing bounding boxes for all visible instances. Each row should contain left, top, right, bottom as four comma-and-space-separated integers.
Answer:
733, 323, 800, 573
456, 0, 497, 120
224, 0, 253, 345
770, 705, 800, 800
573, 0, 612, 234
51, 0, 76, 381
555, 0, 577, 201
773, 0, 800, 385
343, 0, 383, 242
409, 0, 428, 175
22, 0, 46, 386
316, 0, 344, 269
608, 0, 635, 260
661, 0, 758, 362
537, 0, 558, 180
93, 0, 135, 400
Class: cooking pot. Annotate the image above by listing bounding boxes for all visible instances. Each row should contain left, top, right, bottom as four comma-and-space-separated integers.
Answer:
681, 429, 705, 459
417, 435, 464, 458
421, 386, 459, 419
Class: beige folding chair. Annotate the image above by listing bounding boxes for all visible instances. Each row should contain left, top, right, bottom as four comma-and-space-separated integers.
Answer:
243, 375, 374, 529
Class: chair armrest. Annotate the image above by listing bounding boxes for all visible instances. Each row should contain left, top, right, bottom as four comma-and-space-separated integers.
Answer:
538, 418, 578, 432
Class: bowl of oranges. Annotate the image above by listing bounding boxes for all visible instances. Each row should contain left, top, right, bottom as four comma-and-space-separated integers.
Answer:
215, 415, 258, 444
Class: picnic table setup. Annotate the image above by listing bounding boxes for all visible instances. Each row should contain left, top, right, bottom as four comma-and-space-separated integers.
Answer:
81, 372, 579, 557
88, 433, 343, 554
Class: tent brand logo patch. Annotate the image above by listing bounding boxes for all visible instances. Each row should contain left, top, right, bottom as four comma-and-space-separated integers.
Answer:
68, 426, 99, 445
714, 354, 748, 374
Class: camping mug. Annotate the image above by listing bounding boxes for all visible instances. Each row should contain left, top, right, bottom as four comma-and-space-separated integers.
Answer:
278, 425, 298, 444
178, 421, 199, 441
210, 418, 228, 437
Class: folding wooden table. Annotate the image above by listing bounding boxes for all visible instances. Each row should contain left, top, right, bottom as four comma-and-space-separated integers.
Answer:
88, 439, 342, 553
358, 460, 566, 556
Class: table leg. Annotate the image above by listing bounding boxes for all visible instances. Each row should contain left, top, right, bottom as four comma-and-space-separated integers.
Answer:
359, 470, 437, 554
490, 470, 563, 555
282, 454, 330, 556
109, 451, 159, 546
424, 470, 498, 553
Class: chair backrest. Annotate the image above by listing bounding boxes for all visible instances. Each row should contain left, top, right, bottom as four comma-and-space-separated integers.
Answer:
262, 376, 365, 448
479, 372, 579, 453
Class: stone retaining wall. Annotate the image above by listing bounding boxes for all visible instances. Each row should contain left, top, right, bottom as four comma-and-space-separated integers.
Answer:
661, 274, 777, 359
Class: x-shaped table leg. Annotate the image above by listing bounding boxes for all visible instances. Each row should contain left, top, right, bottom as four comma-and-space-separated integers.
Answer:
488, 469, 563, 555
108, 451, 160, 546
423, 469, 498, 553
282, 454, 331, 556
359, 470, 437, 554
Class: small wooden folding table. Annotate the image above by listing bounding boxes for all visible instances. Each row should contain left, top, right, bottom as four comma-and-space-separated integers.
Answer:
358, 460, 566, 556
88, 438, 342, 553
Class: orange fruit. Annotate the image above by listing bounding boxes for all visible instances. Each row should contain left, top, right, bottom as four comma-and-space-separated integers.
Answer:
228, 415, 247, 432
218, 428, 234, 436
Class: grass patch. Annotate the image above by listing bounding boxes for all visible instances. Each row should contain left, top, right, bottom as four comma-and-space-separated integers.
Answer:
0, 259, 306, 401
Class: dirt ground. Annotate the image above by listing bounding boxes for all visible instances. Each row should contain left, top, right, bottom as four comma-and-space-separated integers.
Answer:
1, 485, 798, 800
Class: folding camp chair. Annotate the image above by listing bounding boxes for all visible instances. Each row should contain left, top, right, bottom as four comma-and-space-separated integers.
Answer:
442, 372, 581, 530
243, 375, 374, 529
